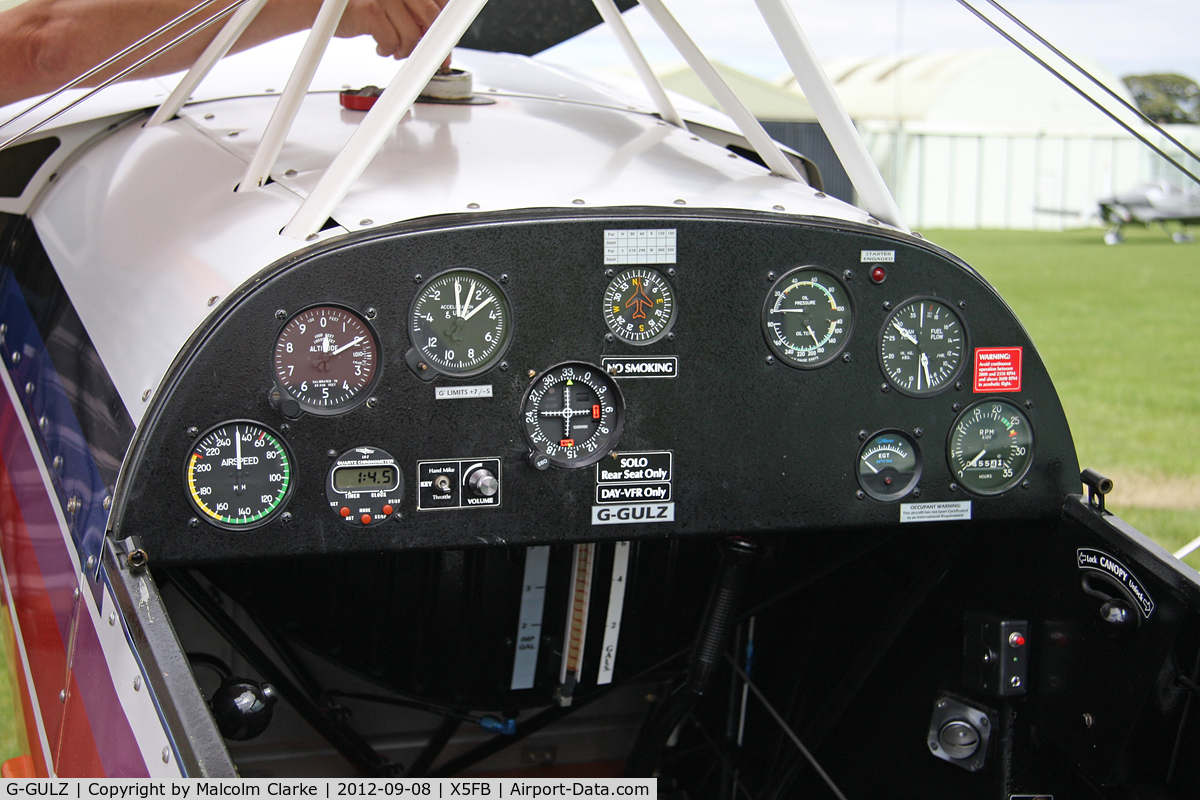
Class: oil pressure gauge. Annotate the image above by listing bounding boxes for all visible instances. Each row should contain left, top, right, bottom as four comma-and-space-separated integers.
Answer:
948, 400, 1034, 495
521, 362, 624, 469
762, 267, 853, 368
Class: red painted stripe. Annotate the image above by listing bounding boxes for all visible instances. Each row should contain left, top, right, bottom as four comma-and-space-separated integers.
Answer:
0, 447, 68, 768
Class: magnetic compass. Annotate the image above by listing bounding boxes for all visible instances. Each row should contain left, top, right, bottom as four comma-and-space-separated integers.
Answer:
603, 268, 677, 344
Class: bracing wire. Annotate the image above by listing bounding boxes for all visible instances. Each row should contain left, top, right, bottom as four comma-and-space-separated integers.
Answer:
0, 0, 248, 150
956, 0, 1200, 189
726, 655, 850, 800
981, 0, 1200, 167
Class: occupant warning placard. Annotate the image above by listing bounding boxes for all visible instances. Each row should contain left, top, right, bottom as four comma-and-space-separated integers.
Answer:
973, 347, 1022, 392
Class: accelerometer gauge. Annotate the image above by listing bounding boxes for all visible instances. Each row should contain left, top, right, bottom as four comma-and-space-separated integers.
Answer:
409, 269, 513, 377
185, 421, 294, 529
857, 430, 922, 501
521, 362, 625, 469
603, 268, 677, 344
326, 446, 404, 527
762, 267, 853, 368
948, 399, 1034, 496
273, 305, 379, 414
879, 298, 966, 396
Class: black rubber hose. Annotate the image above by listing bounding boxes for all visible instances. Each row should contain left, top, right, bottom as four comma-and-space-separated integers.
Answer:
624, 536, 760, 777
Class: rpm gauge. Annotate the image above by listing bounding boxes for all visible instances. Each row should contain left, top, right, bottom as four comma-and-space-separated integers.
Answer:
948, 400, 1034, 495
603, 268, 677, 344
409, 269, 513, 377
274, 305, 379, 414
185, 421, 294, 529
762, 267, 853, 368
857, 430, 921, 501
879, 298, 966, 396
521, 362, 625, 469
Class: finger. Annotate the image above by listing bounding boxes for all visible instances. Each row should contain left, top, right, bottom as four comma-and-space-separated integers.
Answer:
378, 0, 424, 56
402, 0, 443, 31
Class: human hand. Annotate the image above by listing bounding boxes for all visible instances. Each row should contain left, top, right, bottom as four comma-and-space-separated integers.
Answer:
337, 0, 449, 60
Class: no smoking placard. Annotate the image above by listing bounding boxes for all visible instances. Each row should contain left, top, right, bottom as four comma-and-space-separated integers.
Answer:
974, 347, 1023, 392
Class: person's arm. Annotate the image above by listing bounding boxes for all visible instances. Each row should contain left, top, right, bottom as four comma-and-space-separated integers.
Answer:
0, 0, 447, 107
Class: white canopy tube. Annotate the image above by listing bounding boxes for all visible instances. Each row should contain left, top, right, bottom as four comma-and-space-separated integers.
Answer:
282, 0, 488, 239
637, 0, 802, 183
753, 0, 908, 231
145, 0, 271, 127
589, 0, 685, 129
237, 0, 350, 192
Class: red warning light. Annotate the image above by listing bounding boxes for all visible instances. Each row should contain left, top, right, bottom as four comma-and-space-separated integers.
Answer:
560, 439, 575, 447
1008, 632, 1026, 648
870, 266, 887, 284
592, 404, 601, 419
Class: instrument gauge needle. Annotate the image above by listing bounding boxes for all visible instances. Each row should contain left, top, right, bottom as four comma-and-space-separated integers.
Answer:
461, 295, 495, 321
454, 279, 463, 318
967, 449, 987, 468
920, 352, 932, 390
330, 335, 365, 356
862, 459, 880, 474
892, 320, 919, 346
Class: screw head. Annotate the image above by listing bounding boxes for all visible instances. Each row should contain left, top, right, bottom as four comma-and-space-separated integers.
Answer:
855, 490, 866, 500
1025, 400, 1034, 409
914, 428, 924, 438
912, 487, 922, 498
500, 362, 509, 371
949, 482, 959, 492
858, 430, 868, 441
59, 690, 66, 703
108, 612, 116, 626
766, 356, 775, 365
87, 555, 96, 570
952, 403, 962, 413
955, 381, 964, 391
883, 301, 892, 311
881, 383, 891, 394
604, 333, 615, 343
842, 352, 852, 363
414, 274, 423, 283
365, 307, 377, 320
814, 191, 827, 198
673, 199, 686, 205
366, 397, 379, 409
189, 517, 200, 528
305, 233, 319, 242
284, 169, 297, 177
281, 512, 293, 524
73, 587, 80, 601
141, 389, 152, 401
767, 271, 777, 281
528, 370, 537, 378
133, 675, 141, 691
666, 332, 676, 342
53, 456, 63, 470
959, 301, 967, 310
843, 269, 853, 281
162, 747, 170, 764
359, 218, 373, 226
11, 352, 19, 364
102, 495, 112, 511
773, 204, 785, 211
500, 273, 509, 283
207, 295, 219, 307
186, 426, 199, 438
572, 198, 585, 205
275, 309, 287, 320
467, 202, 480, 209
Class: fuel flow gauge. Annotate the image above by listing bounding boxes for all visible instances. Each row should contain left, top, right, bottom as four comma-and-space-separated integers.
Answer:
857, 430, 921, 501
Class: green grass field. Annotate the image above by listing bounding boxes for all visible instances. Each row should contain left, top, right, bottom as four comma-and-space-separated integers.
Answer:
924, 226, 1200, 568
0, 226, 1197, 766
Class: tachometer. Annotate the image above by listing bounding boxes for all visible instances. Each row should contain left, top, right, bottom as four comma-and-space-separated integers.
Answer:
521, 362, 624, 469
185, 421, 294, 529
879, 298, 966, 396
408, 269, 513, 377
273, 305, 379, 414
948, 400, 1034, 495
762, 267, 853, 368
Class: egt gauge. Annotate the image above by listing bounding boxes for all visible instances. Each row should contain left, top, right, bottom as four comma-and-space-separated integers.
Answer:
184, 420, 294, 529
857, 430, 922, 501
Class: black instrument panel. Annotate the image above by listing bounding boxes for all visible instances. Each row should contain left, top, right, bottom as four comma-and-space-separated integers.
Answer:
112, 209, 1079, 564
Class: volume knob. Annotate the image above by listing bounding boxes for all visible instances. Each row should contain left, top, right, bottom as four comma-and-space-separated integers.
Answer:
468, 468, 499, 497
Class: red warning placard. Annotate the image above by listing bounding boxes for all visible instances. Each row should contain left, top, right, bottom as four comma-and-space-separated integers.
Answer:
973, 347, 1023, 392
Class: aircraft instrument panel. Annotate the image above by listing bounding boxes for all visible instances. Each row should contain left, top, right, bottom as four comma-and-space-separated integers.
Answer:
112, 209, 1079, 564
